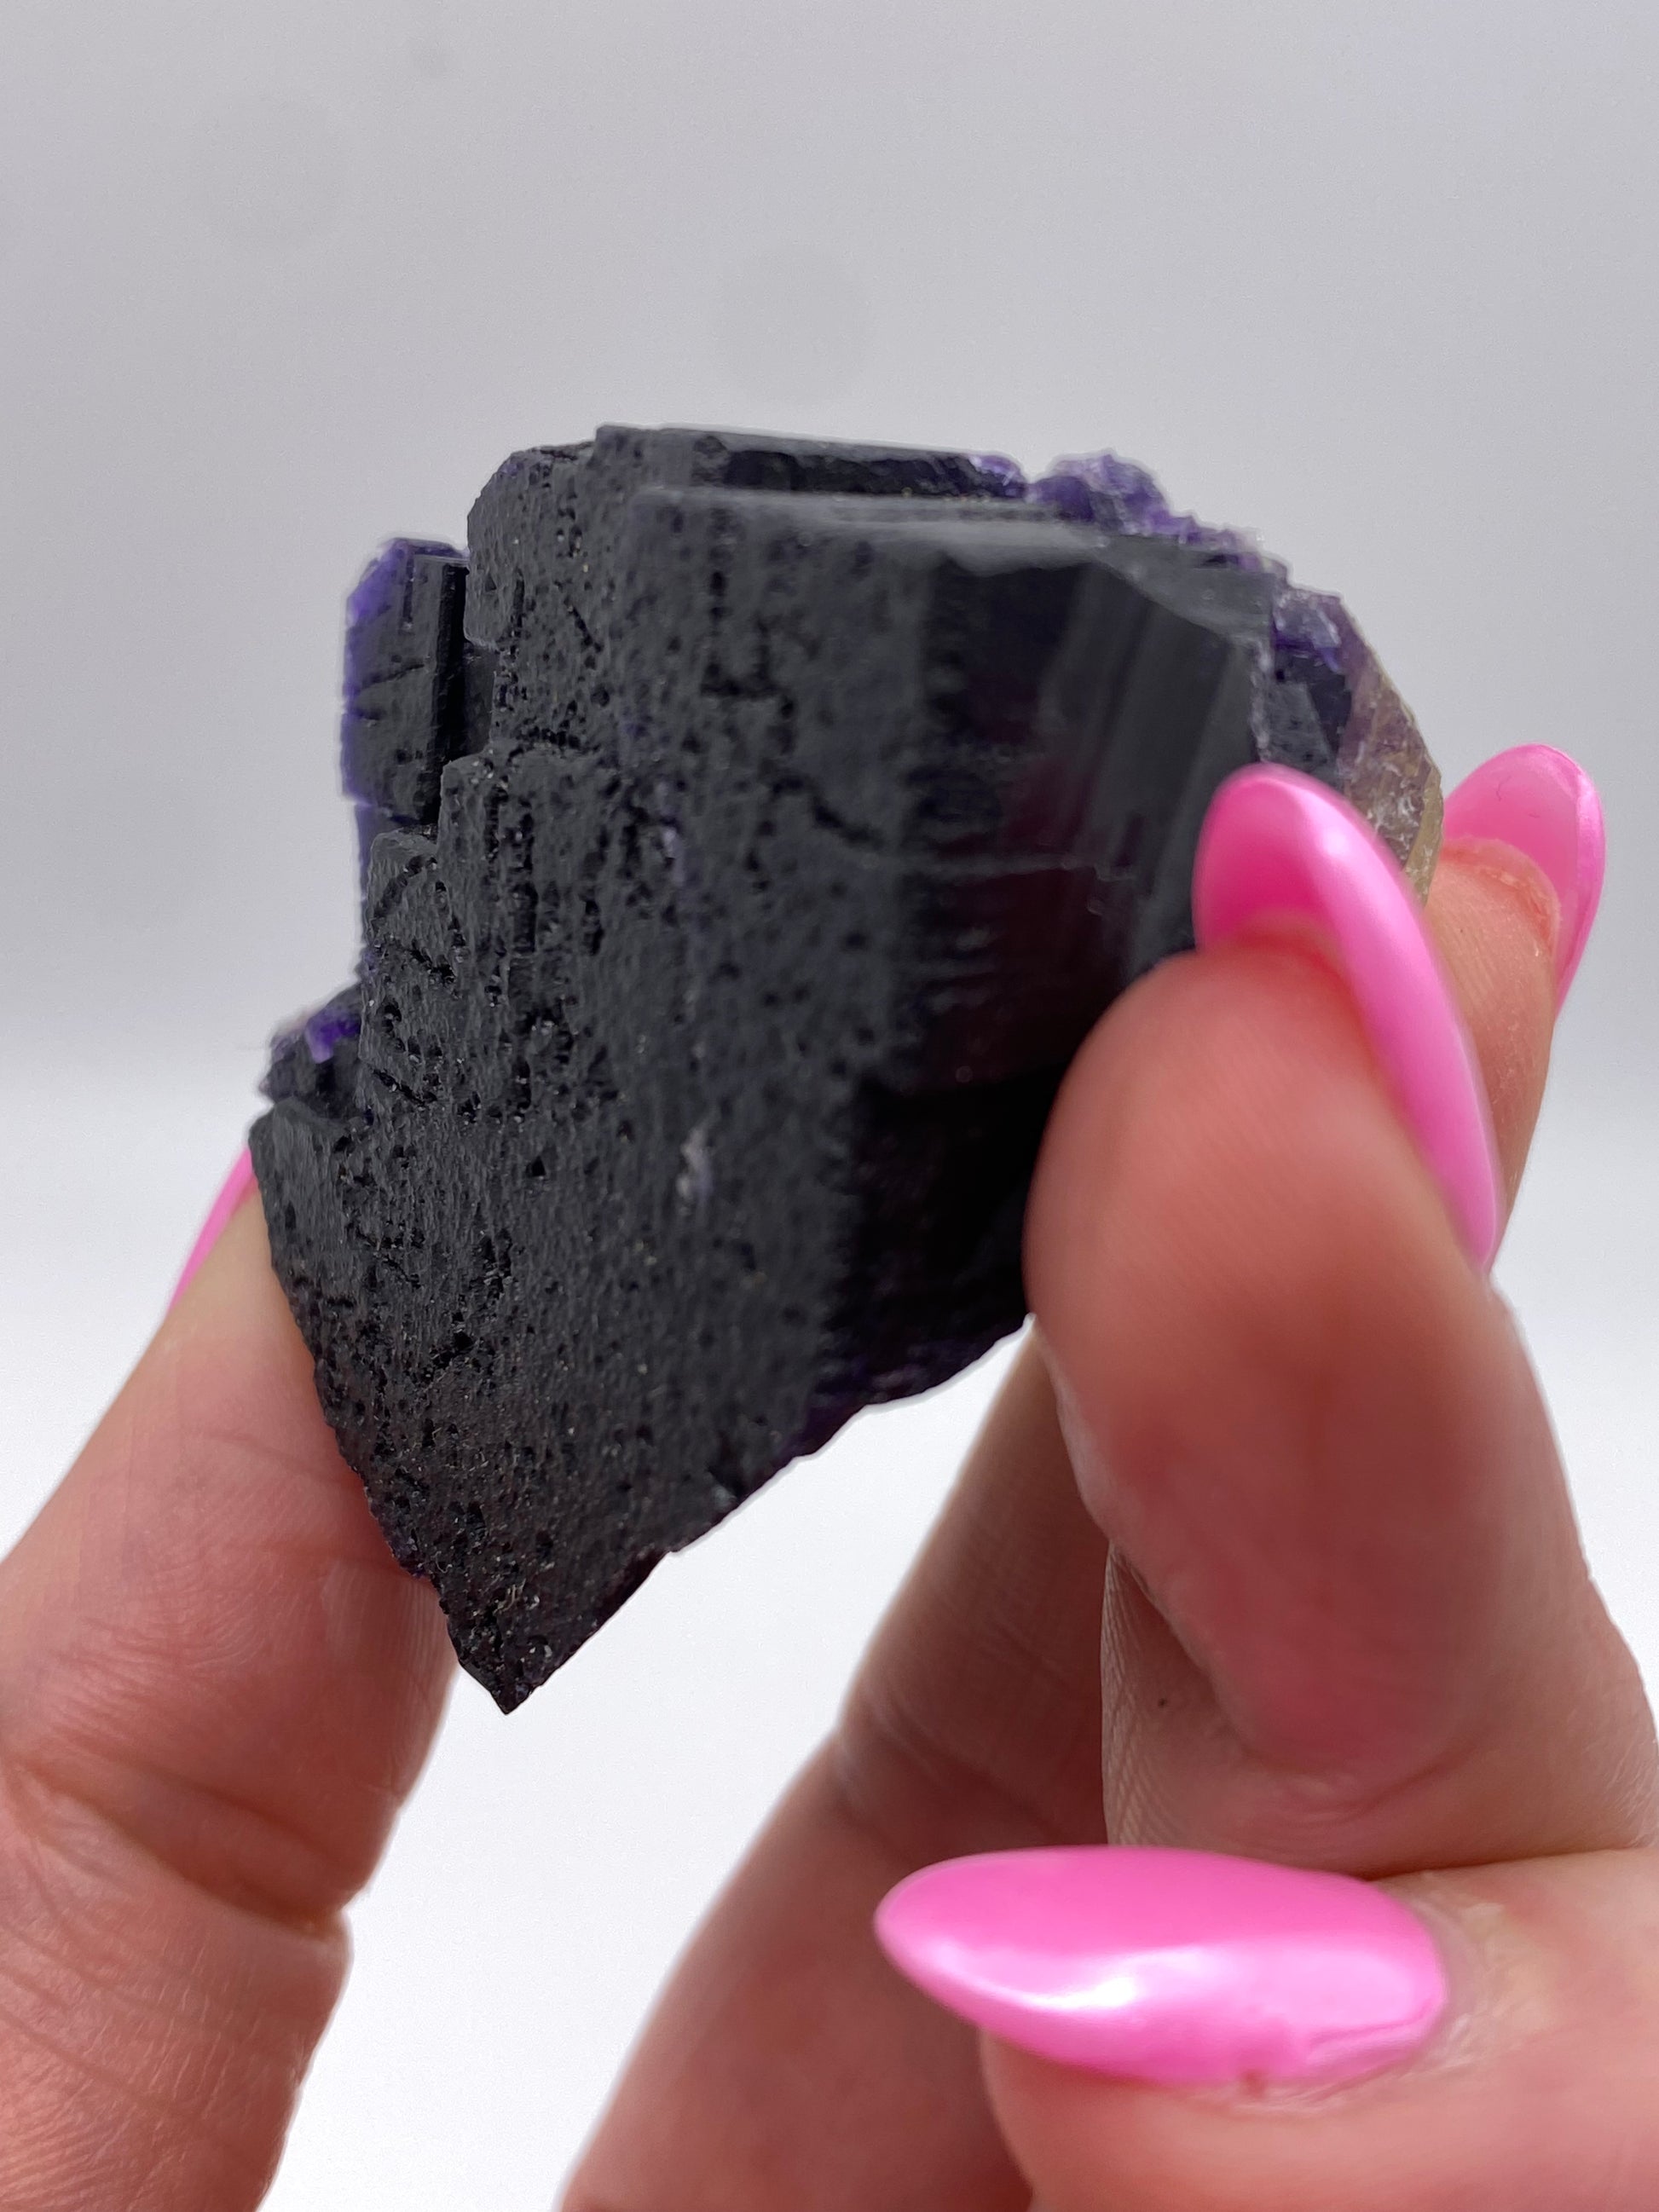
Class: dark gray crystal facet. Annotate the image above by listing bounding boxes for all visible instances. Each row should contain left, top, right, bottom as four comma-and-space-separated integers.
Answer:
251, 425, 1440, 1708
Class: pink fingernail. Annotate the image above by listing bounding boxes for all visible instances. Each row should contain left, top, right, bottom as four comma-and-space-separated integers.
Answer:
170, 1149, 257, 1308
1442, 744, 1604, 1006
1193, 765, 1500, 1270
875, 1846, 1447, 2088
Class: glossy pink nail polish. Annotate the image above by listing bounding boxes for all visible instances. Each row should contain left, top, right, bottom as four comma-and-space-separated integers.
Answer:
1442, 744, 1604, 1005
876, 1846, 1446, 2087
1193, 765, 1501, 1270
170, 1149, 257, 1308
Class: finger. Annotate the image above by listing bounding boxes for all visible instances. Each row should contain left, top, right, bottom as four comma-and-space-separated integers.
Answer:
1027, 835, 1658, 1871
0, 1181, 454, 2211
1428, 840, 1557, 1206
569, 1342, 1097, 2212
982, 1848, 1659, 2212
574, 817, 1609, 2209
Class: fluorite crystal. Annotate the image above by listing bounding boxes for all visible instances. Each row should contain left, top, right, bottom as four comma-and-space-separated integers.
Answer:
251, 426, 1440, 1708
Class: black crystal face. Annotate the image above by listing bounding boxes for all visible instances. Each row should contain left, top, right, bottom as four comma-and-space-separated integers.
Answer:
252, 425, 1439, 1708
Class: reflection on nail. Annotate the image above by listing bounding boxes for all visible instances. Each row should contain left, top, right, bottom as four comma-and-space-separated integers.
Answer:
876, 1846, 1447, 2087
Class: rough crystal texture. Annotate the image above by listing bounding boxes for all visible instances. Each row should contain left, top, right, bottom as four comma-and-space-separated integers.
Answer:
251, 426, 1440, 1708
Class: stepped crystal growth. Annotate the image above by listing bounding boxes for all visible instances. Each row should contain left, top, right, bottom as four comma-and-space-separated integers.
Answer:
252, 427, 1439, 1707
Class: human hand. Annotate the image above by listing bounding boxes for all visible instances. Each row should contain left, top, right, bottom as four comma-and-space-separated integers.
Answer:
0, 1168, 456, 2206
569, 748, 1659, 2211
0, 748, 1649, 2211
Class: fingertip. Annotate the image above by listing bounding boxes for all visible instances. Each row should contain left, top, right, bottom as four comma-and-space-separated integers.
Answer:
983, 1856, 1659, 2212
1425, 845, 1559, 1207
0, 1152, 454, 2209
1020, 921, 1576, 1813
1442, 745, 1605, 1006
877, 1847, 1445, 2085
1025, 934, 1469, 1406
1194, 766, 1500, 1270
980, 2037, 1140, 2212
169, 1148, 258, 1309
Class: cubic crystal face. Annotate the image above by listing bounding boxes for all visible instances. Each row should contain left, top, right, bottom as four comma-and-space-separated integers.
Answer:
251, 425, 1441, 1708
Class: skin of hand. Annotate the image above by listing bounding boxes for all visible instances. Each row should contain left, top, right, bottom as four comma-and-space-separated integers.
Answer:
0, 831, 1652, 2209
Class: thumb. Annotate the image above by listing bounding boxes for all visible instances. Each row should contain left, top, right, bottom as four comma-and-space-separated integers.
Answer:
969, 1846, 1659, 2212
1022, 761, 1654, 1873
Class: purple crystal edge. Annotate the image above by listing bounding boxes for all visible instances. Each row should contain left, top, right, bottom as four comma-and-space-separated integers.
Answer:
1024, 450, 1353, 678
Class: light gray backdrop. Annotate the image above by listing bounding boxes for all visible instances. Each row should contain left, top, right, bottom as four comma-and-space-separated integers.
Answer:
1, 3, 1655, 2206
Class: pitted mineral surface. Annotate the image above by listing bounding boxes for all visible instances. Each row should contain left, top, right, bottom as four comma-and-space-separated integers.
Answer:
252, 425, 1440, 1708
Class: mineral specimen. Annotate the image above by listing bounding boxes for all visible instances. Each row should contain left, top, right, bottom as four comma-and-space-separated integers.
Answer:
251, 426, 1440, 1708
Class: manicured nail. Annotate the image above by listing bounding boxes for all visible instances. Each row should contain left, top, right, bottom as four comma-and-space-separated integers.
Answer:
1442, 744, 1604, 1007
1193, 765, 1501, 1270
170, 1149, 257, 1308
875, 1846, 1447, 2088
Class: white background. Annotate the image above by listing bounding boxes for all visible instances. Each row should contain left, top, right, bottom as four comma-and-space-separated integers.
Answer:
1, 4, 1656, 2205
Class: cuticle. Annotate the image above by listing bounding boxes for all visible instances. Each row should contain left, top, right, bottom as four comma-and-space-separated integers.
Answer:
1182, 1884, 1488, 2121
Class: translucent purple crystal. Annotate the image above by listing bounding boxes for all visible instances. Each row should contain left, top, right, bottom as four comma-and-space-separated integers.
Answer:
302, 992, 361, 1063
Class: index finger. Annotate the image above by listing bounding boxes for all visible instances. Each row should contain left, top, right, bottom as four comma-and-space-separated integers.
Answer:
570, 779, 1631, 2211
1027, 829, 1657, 1874
0, 1190, 453, 2210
